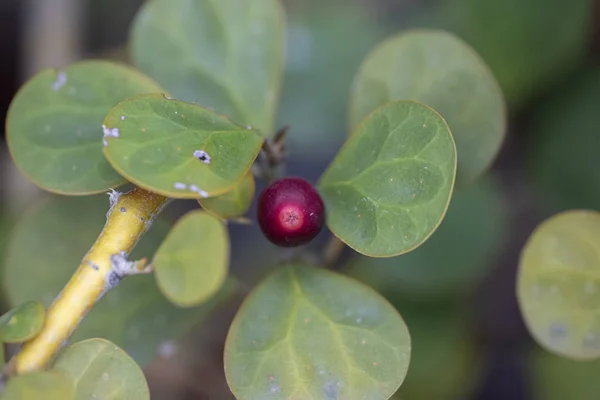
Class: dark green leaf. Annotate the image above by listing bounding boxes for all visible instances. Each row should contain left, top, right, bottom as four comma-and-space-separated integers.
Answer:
529, 345, 600, 400
318, 100, 456, 257
2, 194, 235, 366
199, 171, 255, 220
517, 210, 600, 360
345, 175, 509, 301
6, 60, 164, 195
527, 68, 600, 213
1, 371, 74, 400
53, 338, 148, 400
153, 210, 229, 307
0, 301, 45, 343
350, 29, 506, 186
102, 94, 264, 199
130, 0, 285, 135
224, 264, 411, 400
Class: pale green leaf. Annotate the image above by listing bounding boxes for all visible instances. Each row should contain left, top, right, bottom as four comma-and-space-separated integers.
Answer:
130, 0, 285, 135
350, 29, 505, 186
153, 210, 229, 307
517, 210, 600, 360
199, 171, 255, 220
102, 94, 264, 199
6, 60, 164, 195
318, 100, 456, 257
224, 264, 411, 400
2, 194, 235, 367
53, 338, 148, 400
0, 301, 45, 343
1, 371, 74, 400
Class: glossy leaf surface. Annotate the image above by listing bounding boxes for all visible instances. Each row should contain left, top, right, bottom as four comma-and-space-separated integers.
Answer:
319, 100, 456, 257
2, 194, 234, 366
517, 210, 600, 360
6, 60, 163, 194
130, 0, 285, 134
103, 94, 264, 198
1, 371, 74, 400
224, 264, 411, 400
350, 29, 505, 185
53, 338, 149, 400
153, 210, 229, 307
0, 301, 45, 343
199, 171, 255, 220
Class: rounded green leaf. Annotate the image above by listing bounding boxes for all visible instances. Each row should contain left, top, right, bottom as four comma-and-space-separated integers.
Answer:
224, 264, 411, 400
2, 194, 234, 366
0, 301, 45, 343
517, 210, 600, 360
318, 100, 456, 257
529, 345, 600, 400
527, 68, 600, 213
1, 371, 74, 400
153, 210, 229, 307
6, 60, 164, 195
53, 338, 149, 400
130, 0, 285, 135
345, 175, 509, 301
199, 171, 255, 220
350, 29, 505, 186
102, 94, 264, 199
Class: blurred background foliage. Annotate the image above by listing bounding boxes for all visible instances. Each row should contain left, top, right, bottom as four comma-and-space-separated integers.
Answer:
0, 0, 599, 398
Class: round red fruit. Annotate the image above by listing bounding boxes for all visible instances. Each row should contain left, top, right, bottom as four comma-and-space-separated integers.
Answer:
257, 177, 325, 247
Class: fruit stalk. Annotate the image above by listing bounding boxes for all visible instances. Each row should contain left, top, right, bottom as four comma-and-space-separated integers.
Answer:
7, 187, 169, 374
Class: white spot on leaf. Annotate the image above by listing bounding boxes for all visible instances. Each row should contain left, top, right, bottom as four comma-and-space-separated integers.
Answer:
51, 71, 67, 91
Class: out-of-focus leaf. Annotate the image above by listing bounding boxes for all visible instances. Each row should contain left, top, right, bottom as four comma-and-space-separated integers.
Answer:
130, 0, 285, 135
345, 175, 508, 301
53, 338, 149, 400
2, 194, 235, 366
153, 210, 229, 307
1, 371, 74, 400
0, 301, 45, 343
518, 210, 600, 360
224, 263, 411, 400
318, 100, 456, 257
102, 94, 264, 199
350, 29, 506, 186
5, 60, 163, 195
527, 68, 600, 213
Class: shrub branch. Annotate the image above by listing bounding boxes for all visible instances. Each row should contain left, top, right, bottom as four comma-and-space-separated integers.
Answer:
7, 187, 170, 374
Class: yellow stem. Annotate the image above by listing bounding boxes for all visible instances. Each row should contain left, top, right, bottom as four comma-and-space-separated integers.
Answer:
8, 187, 169, 374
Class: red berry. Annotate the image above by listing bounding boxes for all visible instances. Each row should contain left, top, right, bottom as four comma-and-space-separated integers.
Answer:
257, 177, 325, 247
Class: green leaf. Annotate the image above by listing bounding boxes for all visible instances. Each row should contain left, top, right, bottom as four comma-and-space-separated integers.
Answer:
318, 100, 456, 257
391, 302, 482, 400
2, 194, 235, 367
345, 175, 509, 301
529, 345, 600, 400
130, 0, 285, 135
1, 371, 75, 400
527, 68, 600, 213
0, 301, 45, 343
153, 210, 229, 307
224, 264, 411, 400
434, 0, 594, 107
199, 171, 255, 220
517, 210, 600, 360
53, 338, 149, 400
5, 60, 164, 195
350, 29, 505, 186
102, 94, 264, 199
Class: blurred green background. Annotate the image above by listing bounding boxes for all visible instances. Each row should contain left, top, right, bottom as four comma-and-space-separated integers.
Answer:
0, 0, 599, 398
